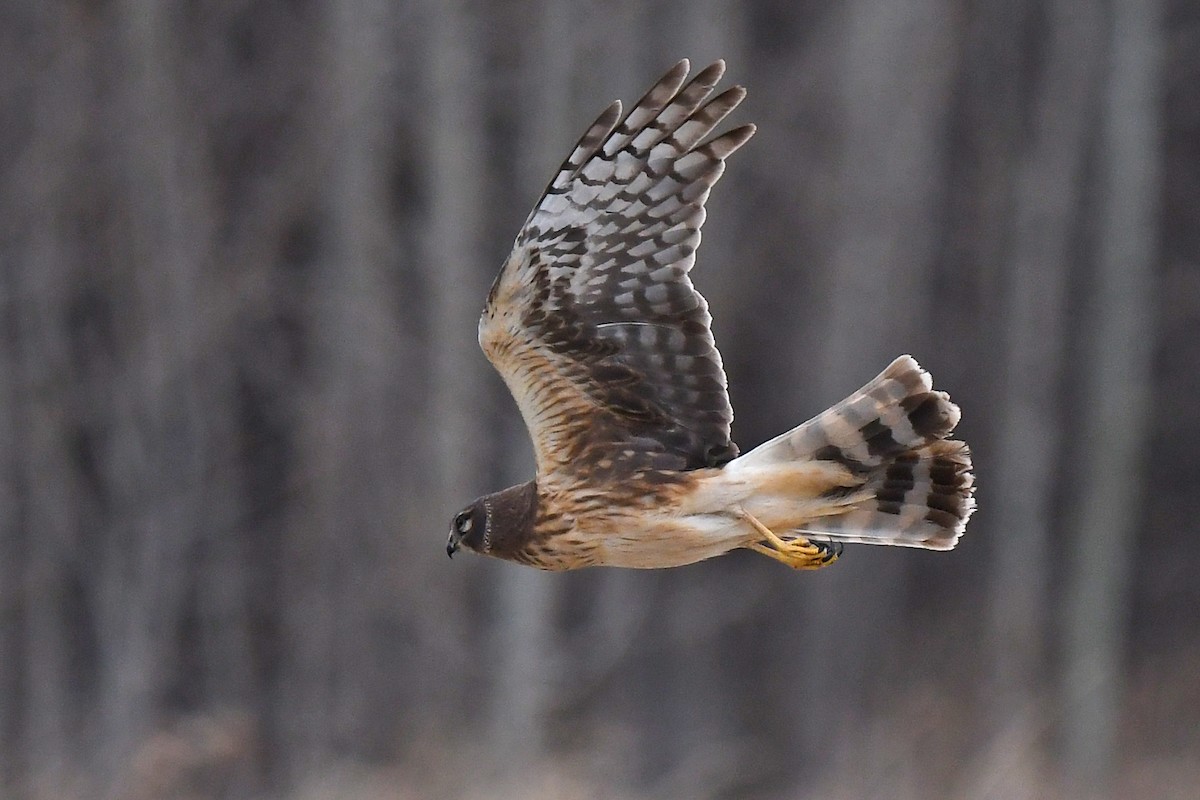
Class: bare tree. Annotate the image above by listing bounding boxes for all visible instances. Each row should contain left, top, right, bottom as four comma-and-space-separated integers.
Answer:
277, 0, 401, 771
2, 8, 91, 786
99, 3, 231, 795
1062, 1, 1162, 795
975, 3, 1106, 797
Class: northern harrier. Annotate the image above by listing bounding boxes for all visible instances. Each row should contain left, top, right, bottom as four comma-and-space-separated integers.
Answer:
446, 60, 975, 571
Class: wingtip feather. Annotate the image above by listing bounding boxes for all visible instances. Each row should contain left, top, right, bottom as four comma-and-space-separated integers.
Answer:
692, 59, 726, 87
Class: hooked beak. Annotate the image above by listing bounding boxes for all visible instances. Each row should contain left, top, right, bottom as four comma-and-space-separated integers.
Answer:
446, 530, 461, 559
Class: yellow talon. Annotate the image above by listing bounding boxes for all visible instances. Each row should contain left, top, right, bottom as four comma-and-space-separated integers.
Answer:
740, 507, 841, 570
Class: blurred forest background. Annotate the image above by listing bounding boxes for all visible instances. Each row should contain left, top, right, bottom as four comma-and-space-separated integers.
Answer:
2, 0, 1198, 798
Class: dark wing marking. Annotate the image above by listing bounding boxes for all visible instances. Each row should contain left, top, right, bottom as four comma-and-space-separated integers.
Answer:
480, 60, 755, 481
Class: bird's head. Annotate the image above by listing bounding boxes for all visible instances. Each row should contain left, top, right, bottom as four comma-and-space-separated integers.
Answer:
446, 482, 538, 562
446, 500, 487, 558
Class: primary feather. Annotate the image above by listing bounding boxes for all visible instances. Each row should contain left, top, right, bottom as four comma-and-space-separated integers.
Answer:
480, 59, 754, 481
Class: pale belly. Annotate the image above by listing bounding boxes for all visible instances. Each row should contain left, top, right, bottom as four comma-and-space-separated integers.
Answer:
568, 461, 847, 569
587, 512, 751, 569
570, 468, 758, 569
528, 461, 848, 570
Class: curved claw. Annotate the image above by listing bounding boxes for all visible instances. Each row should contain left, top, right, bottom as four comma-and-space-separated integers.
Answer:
740, 507, 841, 570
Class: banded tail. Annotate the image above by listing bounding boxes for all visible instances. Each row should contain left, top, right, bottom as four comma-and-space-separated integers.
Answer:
734, 356, 975, 550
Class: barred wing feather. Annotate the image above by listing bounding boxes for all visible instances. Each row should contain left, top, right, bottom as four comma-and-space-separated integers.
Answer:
480, 60, 755, 482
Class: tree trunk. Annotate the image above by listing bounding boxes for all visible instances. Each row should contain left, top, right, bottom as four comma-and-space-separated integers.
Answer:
278, 0, 399, 773
101, 2, 225, 795
973, 2, 1106, 797
1062, 1, 1161, 795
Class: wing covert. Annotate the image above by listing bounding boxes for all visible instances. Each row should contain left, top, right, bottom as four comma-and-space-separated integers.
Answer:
481, 60, 755, 481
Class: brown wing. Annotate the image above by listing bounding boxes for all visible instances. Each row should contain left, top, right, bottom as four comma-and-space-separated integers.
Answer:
480, 60, 755, 481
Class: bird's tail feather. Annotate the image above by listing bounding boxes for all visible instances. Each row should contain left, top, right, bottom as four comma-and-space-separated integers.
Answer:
735, 355, 975, 550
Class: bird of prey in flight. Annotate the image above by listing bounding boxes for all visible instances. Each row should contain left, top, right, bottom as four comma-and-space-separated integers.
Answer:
446, 60, 974, 571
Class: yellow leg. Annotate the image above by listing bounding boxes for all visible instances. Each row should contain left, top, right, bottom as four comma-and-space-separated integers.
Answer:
740, 508, 841, 570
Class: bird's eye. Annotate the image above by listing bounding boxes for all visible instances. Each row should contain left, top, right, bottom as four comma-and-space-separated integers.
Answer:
456, 511, 472, 533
